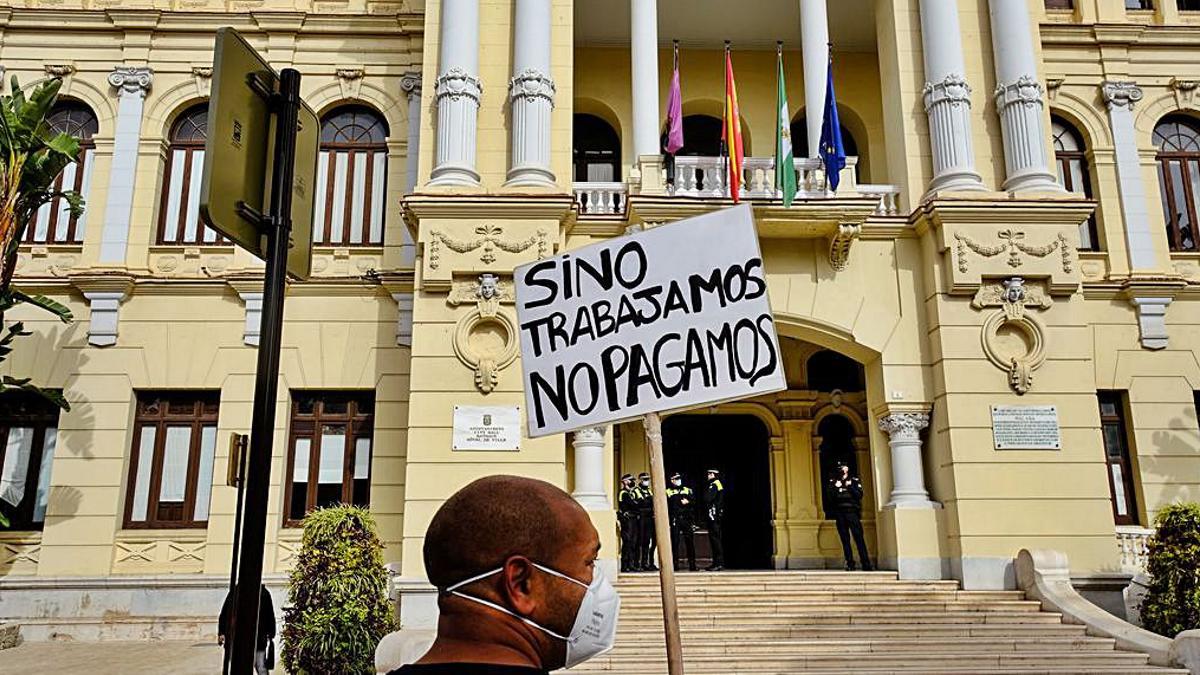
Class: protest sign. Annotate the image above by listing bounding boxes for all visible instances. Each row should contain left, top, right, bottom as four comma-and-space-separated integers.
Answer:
514, 204, 787, 437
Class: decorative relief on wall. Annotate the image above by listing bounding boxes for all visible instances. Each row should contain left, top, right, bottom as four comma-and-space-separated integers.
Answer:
1, 539, 41, 570
113, 537, 206, 572
972, 277, 1051, 395
829, 223, 860, 271
428, 225, 549, 270
1171, 77, 1198, 109
276, 537, 301, 570
336, 67, 366, 100
954, 229, 1071, 274
191, 66, 213, 98
449, 274, 518, 394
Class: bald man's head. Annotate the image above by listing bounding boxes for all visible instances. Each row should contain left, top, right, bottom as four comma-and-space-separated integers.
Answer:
424, 475, 593, 589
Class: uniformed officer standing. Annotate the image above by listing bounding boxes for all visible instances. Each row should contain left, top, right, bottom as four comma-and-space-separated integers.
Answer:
634, 472, 657, 571
617, 473, 639, 572
666, 472, 698, 571
828, 461, 874, 571
703, 468, 726, 571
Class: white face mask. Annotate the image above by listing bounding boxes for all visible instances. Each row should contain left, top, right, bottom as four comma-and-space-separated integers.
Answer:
670, 479, 681, 487
641, 480, 650, 488
444, 562, 621, 669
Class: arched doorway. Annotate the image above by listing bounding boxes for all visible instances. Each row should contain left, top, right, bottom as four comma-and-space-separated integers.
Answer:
573, 113, 620, 182
790, 116, 860, 181
661, 414, 773, 569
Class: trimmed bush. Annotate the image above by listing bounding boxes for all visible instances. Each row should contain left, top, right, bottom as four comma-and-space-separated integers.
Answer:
281, 505, 397, 674
1140, 502, 1200, 637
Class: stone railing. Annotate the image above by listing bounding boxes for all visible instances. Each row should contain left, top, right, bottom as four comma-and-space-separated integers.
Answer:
572, 155, 901, 217
1116, 525, 1154, 573
572, 182, 626, 215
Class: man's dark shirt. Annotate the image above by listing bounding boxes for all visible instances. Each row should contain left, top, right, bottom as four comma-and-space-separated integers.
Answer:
389, 664, 549, 675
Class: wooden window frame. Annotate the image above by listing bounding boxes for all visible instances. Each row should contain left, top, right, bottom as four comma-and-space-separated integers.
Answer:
1097, 391, 1140, 527
156, 105, 225, 246
1155, 116, 1200, 252
1052, 118, 1100, 250
0, 394, 62, 531
25, 102, 98, 245
283, 391, 375, 527
1044, 0, 1074, 9
317, 107, 388, 247
122, 391, 220, 529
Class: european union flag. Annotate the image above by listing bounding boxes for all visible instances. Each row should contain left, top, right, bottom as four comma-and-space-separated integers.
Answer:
819, 60, 846, 192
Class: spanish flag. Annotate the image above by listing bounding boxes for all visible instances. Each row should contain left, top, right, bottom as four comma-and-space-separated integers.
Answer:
723, 43, 745, 203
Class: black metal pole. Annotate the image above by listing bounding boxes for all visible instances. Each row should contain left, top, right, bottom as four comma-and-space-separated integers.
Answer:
223, 435, 248, 675
229, 67, 300, 675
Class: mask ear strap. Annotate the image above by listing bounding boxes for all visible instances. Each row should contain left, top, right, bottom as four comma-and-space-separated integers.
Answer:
531, 563, 589, 589
448, 591, 571, 641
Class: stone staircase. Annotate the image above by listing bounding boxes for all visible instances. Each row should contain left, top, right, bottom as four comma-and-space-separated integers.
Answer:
571, 570, 1186, 674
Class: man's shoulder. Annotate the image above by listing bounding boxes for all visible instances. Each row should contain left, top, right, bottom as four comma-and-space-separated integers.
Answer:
389, 663, 550, 675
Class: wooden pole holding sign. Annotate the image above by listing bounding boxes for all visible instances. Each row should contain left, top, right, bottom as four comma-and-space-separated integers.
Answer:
643, 412, 685, 675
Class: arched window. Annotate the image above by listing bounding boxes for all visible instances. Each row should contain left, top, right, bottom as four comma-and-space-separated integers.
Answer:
573, 114, 620, 182
791, 116, 859, 183
28, 101, 98, 244
1051, 116, 1099, 250
806, 350, 864, 392
1154, 115, 1200, 252
314, 105, 389, 246
679, 115, 724, 157
158, 104, 223, 245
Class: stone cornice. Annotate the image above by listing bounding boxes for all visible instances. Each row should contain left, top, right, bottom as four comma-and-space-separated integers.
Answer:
0, 9, 423, 35
1040, 22, 1200, 47
402, 193, 577, 224
911, 195, 1096, 233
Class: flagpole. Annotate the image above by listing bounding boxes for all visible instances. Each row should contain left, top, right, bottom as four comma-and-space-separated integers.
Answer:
776, 40, 783, 201
822, 42, 832, 195
723, 40, 730, 200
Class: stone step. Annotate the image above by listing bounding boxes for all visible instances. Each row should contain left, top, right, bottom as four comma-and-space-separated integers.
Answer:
614, 589, 1026, 601
14, 616, 215, 643
601, 636, 1119, 655
572, 650, 1159, 671
615, 611, 1068, 627
568, 665, 1186, 675
619, 599, 1043, 613
608, 624, 1092, 640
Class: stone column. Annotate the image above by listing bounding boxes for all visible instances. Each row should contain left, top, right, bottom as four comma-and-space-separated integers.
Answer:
506, 0, 556, 187
630, 0, 660, 161
99, 66, 151, 264
429, 0, 482, 187
878, 412, 936, 508
571, 426, 609, 510
401, 72, 422, 194
918, 0, 986, 193
799, 0, 829, 159
987, 0, 1061, 193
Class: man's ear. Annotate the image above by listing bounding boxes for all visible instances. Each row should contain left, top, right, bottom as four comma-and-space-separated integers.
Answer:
501, 555, 539, 616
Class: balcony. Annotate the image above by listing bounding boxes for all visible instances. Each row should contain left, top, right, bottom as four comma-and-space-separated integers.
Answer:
1116, 525, 1154, 573
573, 156, 900, 218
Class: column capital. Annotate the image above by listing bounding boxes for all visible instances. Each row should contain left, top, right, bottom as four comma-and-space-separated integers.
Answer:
573, 425, 607, 445
1101, 81, 1143, 111
401, 71, 422, 98
435, 67, 481, 105
509, 68, 556, 106
108, 66, 152, 97
877, 411, 931, 440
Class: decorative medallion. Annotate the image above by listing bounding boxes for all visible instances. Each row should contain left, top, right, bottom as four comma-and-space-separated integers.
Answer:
450, 274, 519, 394
972, 277, 1051, 395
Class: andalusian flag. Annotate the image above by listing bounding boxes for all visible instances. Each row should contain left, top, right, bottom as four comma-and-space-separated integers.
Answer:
723, 43, 745, 203
775, 44, 797, 207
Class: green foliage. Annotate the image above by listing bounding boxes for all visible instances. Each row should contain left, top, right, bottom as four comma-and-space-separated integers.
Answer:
0, 75, 82, 426
1140, 502, 1200, 637
281, 505, 398, 675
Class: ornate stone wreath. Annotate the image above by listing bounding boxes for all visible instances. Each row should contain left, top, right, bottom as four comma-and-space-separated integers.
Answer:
973, 277, 1051, 395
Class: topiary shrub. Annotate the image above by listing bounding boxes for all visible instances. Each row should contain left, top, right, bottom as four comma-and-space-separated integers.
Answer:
1140, 501, 1200, 637
281, 505, 397, 674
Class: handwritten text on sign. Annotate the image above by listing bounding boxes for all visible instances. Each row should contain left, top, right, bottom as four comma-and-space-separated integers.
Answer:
991, 405, 1061, 450
515, 205, 787, 437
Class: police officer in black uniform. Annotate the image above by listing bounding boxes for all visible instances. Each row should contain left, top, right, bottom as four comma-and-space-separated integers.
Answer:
635, 472, 658, 571
828, 461, 873, 571
703, 468, 726, 571
617, 473, 639, 572
666, 471, 698, 571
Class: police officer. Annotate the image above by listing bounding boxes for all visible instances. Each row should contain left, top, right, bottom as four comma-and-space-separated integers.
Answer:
703, 468, 726, 571
617, 473, 639, 572
828, 461, 873, 571
666, 472, 697, 571
634, 472, 657, 572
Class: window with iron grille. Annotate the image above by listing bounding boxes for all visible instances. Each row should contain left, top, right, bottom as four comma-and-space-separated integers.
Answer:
1097, 392, 1139, 526
124, 391, 220, 529
1154, 116, 1200, 251
157, 104, 225, 245
0, 392, 62, 531
26, 101, 97, 245
313, 106, 389, 246
284, 391, 374, 526
1051, 116, 1100, 250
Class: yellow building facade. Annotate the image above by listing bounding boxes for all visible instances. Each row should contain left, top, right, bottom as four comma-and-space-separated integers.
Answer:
1, 0, 1199, 638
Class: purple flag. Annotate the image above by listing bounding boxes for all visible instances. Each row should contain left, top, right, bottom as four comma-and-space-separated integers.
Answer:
665, 66, 684, 155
